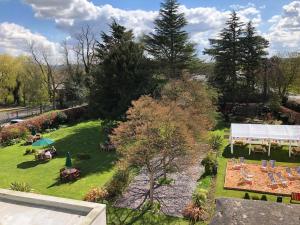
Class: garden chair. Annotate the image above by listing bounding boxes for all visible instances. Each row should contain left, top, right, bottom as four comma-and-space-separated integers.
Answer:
44, 151, 52, 161
261, 160, 267, 172
239, 171, 253, 185
269, 160, 276, 172
268, 172, 278, 188
26, 136, 34, 145
286, 167, 296, 180
241, 168, 253, 179
49, 146, 57, 157
231, 158, 241, 170
239, 157, 245, 166
295, 167, 300, 179
276, 172, 288, 187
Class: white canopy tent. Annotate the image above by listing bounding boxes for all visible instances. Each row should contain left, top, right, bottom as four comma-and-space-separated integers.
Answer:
230, 123, 300, 157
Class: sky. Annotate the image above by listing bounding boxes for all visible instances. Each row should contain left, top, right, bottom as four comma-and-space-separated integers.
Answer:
0, 0, 299, 59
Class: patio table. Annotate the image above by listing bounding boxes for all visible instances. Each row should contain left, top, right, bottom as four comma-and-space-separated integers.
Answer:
250, 144, 267, 154
60, 168, 80, 181
292, 147, 300, 156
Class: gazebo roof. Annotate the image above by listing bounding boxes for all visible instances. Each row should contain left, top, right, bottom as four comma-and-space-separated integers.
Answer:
231, 123, 300, 141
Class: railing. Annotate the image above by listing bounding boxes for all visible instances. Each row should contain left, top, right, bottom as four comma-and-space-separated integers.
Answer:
0, 105, 53, 125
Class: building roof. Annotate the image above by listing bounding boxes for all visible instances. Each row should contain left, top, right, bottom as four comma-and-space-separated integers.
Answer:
210, 198, 300, 225
0, 189, 106, 225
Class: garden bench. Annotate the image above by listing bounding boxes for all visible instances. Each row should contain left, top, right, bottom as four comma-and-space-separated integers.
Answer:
290, 192, 300, 203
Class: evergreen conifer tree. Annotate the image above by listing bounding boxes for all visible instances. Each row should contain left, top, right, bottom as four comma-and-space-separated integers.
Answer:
204, 11, 244, 102
145, 0, 195, 78
90, 21, 154, 119
240, 21, 269, 101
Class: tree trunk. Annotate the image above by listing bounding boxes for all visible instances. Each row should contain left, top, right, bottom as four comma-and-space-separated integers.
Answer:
12, 80, 21, 105
162, 157, 167, 180
149, 171, 154, 205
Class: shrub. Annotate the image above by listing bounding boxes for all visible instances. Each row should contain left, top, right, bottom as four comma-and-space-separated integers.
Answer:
277, 196, 283, 203
103, 120, 118, 135
76, 153, 91, 160
268, 94, 281, 112
2, 138, 22, 147
55, 111, 68, 124
192, 189, 207, 207
201, 152, 217, 176
183, 203, 207, 222
244, 193, 250, 199
83, 187, 109, 202
261, 195, 267, 201
63, 106, 88, 122
0, 126, 29, 144
10, 181, 32, 192
105, 169, 129, 198
209, 133, 223, 151
24, 148, 33, 155
252, 195, 260, 200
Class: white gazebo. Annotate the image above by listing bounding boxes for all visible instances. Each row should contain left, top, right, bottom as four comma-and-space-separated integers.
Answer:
230, 123, 300, 157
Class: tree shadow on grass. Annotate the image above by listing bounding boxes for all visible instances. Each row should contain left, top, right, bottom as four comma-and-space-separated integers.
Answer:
222, 144, 300, 163
17, 160, 49, 169
46, 122, 118, 187
107, 205, 184, 225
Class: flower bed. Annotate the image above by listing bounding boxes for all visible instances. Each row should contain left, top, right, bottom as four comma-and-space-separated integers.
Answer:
0, 105, 88, 145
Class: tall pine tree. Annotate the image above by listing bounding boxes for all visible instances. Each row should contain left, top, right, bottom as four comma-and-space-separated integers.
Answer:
145, 0, 195, 79
90, 21, 154, 119
204, 11, 244, 102
240, 21, 269, 101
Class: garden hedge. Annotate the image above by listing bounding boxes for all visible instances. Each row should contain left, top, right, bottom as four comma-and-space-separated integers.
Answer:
0, 105, 88, 145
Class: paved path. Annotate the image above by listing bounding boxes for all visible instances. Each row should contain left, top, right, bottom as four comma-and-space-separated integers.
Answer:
115, 157, 205, 217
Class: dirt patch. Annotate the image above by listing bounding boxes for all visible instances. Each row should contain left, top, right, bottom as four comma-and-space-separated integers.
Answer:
224, 162, 300, 196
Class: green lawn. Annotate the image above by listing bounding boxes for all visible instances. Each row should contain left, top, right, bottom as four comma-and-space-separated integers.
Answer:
213, 123, 300, 203
0, 120, 117, 199
0, 120, 195, 224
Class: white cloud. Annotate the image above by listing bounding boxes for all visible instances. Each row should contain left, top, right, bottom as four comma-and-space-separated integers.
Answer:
266, 1, 300, 53
0, 22, 61, 57
24, 0, 262, 56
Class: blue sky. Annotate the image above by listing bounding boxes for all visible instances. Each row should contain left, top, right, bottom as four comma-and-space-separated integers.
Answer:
0, 0, 299, 57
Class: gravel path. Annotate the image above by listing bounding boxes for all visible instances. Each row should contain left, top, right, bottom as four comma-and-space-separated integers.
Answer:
115, 158, 205, 217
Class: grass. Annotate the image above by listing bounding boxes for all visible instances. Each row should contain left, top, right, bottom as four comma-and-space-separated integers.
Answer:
0, 120, 117, 199
0, 120, 195, 224
107, 206, 193, 225
213, 120, 300, 203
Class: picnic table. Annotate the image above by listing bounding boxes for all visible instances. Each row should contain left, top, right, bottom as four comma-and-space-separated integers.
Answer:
35, 150, 52, 161
26, 134, 42, 145
250, 144, 267, 154
60, 168, 80, 181
292, 147, 300, 156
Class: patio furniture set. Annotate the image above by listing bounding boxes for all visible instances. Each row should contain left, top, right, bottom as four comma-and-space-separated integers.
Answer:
60, 168, 80, 182
26, 133, 42, 145
35, 146, 57, 161
230, 124, 300, 157
230, 158, 300, 189
260, 160, 300, 189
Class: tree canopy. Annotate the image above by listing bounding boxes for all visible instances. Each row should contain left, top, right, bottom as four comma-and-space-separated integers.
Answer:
145, 0, 196, 78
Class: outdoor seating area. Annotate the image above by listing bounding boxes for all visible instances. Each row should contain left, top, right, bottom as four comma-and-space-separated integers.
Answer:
224, 161, 300, 196
60, 167, 80, 181
34, 146, 57, 161
230, 123, 300, 157
26, 133, 42, 145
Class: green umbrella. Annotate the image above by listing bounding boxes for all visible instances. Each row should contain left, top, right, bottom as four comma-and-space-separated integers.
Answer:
65, 152, 72, 168
32, 138, 54, 147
